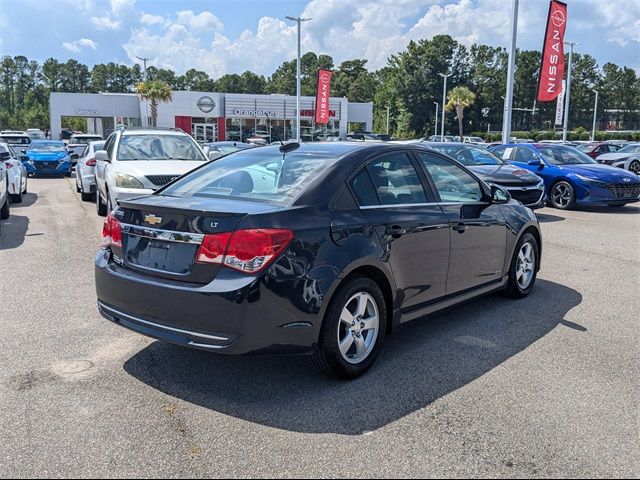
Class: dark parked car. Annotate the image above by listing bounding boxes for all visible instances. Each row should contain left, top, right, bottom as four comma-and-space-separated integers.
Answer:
575, 142, 622, 159
96, 142, 542, 378
422, 143, 545, 209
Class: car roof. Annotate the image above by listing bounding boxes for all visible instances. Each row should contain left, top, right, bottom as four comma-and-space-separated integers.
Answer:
30, 140, 64, 145
72, 133, 102, 137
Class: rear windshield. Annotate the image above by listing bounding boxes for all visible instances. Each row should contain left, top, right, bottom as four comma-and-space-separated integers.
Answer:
117, 134, 206, 161
0, 136, 30, 145
160, 150, 338, 204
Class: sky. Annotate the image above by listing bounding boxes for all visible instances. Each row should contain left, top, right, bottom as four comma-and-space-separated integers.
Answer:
1, 0, 638, 77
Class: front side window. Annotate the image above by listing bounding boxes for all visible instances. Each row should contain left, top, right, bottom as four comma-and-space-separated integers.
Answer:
418, 153, 484, 203
514, 147, 538, 163
117, 134, 206, 162
366, 153, 427, 205
161, 150, 338, 205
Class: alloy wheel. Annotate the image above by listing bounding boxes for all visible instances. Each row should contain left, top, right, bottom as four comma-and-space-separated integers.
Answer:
337, 292, 379, 364
630, 161, 640, 175
516, 241, 536, 290
551, 183, 572, 208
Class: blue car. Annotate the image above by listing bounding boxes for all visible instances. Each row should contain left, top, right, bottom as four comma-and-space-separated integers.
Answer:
23, 140, 72, 176
489, 143, 640, 209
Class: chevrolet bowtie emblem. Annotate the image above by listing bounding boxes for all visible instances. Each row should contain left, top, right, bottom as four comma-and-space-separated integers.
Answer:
144, 214, 162, 225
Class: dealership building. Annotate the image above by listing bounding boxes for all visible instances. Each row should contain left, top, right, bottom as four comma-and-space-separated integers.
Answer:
49, 91, 373, 143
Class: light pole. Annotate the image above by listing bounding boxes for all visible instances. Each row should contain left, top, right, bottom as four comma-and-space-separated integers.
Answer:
285, 16, 311, 142
136, 56, 151, 80
439, 72, 450, 140
562, 41, 578, 143
433, 101, 439, 137
591, 90, 599, 141
502, 0, 519, 144
136, 56, 152, 126
386, 106, 390, 134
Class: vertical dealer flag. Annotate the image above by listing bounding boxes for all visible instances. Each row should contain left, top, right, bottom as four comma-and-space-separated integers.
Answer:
537, 0, 568, 102
315, 69, 333, 124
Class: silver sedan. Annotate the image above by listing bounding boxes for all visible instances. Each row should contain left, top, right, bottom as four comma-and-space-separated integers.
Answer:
76, 140, 105, 202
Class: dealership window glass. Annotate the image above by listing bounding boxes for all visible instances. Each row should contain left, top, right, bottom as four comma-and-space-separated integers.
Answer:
161, 150, 339, 205
418, 153, 483, 203
366, 153, 427, 205
350, 169, 379, 206
117, 134, 206, 161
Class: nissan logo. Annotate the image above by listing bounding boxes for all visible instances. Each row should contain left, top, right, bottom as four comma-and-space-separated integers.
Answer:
551, 9, 566, 27
197, 96, 215, 113
320, 72, 331, 83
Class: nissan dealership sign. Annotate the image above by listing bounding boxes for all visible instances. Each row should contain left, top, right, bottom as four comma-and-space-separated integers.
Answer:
233, 109, 282, 118
196, 96, 216, 113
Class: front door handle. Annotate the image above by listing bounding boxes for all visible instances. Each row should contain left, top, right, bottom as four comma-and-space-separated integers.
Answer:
453, 222, 467, 233
385, 226, 407, 238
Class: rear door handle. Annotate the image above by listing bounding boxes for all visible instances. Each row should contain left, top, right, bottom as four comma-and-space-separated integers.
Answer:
385, 226, 407, 238
453, 222, 467, 233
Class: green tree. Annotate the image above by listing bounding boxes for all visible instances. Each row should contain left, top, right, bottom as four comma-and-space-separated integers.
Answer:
445, 86, 476, 138
135, 80, 173, 127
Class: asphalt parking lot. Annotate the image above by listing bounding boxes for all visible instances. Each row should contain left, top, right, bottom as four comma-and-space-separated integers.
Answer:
0, 176, 638, 478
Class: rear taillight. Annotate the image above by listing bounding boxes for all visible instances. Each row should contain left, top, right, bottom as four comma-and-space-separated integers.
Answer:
196, 229, 293, 274
86, 157, 96, 167
5, 162, 13, 169
102, 213, 122, 248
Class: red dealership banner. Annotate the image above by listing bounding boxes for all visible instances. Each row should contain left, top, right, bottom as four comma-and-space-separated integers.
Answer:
315, 69, 333, 124
537, 0, 568, 102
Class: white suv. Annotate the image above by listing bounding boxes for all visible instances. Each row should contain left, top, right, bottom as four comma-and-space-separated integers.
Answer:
94, 128, 208, 216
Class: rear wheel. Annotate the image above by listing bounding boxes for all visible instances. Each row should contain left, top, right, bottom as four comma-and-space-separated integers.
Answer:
0, 195, 10, 220
549, 181, 576, 210
504, 232, 539, 298
10, 191, 22, 203
629, 160, 640, 175
312, 276, 386, 379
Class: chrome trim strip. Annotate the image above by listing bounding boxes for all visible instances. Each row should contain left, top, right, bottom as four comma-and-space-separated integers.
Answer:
120, 223, 205, 244
99, 302, 230, 342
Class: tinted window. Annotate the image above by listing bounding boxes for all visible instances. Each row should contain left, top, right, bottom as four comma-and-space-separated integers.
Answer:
117, 134, 205, 161
418, 153, 484, 203
104, 134, 116, 157
350, 169, 379, 206
366, 153, 426, 205
538, 145, 598, 165
161, 150, 338, 205
514, 147, 538, 162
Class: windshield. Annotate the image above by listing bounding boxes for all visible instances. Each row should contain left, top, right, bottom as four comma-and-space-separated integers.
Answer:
117, 134, 206, 161
575, 144, 596, 152
72, 136, 102, 145
618, 144, 640, 154
538, 145, 598, 165
429, 145, 503, 166
28, 141, 66, 152
161, 150, 338, 204
0, 136, 30, 145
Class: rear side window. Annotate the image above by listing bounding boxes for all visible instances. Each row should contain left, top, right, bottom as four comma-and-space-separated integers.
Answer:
350, 169, 379, 206
366, 153, 427, 205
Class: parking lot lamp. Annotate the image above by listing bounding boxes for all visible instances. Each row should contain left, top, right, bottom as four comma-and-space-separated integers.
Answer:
562, 41, 578, 143
433, 102, 439, 137
502, 0, 519, 144
285, 16, 311, 142
439, 72, 450, 140
591, 89, 598, 141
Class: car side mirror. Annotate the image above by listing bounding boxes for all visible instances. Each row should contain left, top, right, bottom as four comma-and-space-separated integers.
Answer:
528, 159, 543, 167
71, 154, 79, 160
208, 151, 222, 161
491, 185, 511, 204
21, 149, 27, 154
95, 150, 110, 163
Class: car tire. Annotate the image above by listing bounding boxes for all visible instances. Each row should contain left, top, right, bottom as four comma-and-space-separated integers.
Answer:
629, 160, 640, 175
311, 276, 386, 379
81, 191, 95, 202
549, 181, 576, 210
0, 195, 10, 220
96, 190, 107, 217
10, 191, 22, 203
76, 174, 81, 193
503, 232, 539, 299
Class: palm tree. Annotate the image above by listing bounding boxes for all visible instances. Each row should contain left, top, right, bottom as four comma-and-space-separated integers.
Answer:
135, 80, 173, 127
445, 86, 476, 140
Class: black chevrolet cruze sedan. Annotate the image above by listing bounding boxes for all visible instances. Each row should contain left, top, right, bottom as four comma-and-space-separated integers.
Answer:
96, 142, 542, 379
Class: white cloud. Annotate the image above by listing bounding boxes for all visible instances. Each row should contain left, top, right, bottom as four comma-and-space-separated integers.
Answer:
90, 16, 121, 30
176, 10, 224, 31
62, 38, 98, 53
140, 13, 165, 26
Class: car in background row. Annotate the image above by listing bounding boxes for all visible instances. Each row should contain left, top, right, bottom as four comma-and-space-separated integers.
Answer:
76, 140, 105, 202
575, 142, 622, 159
0, 143, 28, 203
94, 127, 209, 216
23, 140, 72, 177
427, 135, 456, 142
67, 134, 103, 166
490, 143, 640, 209
0, 160, 9, 234
0, 132, 31, 152
95, 142, 542, 379
347, 133, 392, 142
595, 143, 640, 175
424, 143, 545, 209
202, 141, 254, 160
26, 129, 46, 140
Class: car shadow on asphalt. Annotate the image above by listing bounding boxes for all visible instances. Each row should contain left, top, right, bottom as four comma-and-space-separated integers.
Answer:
578, 204, 640, 215
535, 212, 566, 223
11, 192, 38, 208
0, 193, 37, 250
123, 279, 583, 435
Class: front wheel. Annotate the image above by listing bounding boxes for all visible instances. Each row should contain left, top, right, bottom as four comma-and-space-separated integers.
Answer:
10, 191, 22, 203
629, 160, 640, 175
312, 276, 386, 379
96, 190, 107, 217
504, 232, 539, 298
549, 181, 576, 210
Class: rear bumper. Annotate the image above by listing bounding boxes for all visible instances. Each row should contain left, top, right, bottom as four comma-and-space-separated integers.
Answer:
95, 249, 319, 355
